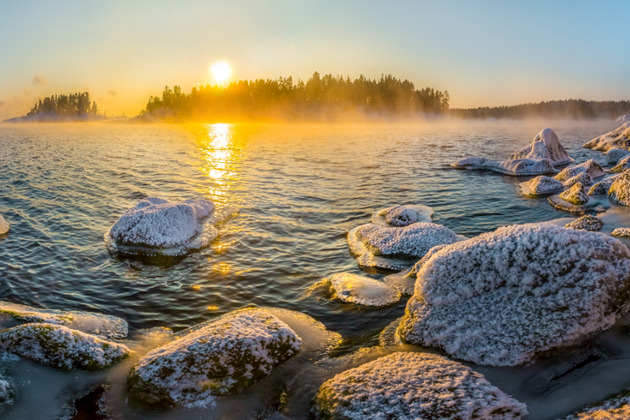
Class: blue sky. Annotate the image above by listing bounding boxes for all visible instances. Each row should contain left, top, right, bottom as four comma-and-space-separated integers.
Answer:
0, 0, 628, 118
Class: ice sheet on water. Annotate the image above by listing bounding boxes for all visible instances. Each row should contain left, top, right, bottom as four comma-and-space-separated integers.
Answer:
329, 273, 400, 307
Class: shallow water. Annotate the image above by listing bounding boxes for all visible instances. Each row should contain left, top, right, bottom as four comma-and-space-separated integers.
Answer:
0, 119, 627, 418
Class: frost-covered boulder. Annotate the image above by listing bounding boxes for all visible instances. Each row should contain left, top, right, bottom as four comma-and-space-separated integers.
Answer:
612, 155, 630, 173
606, 148, 630, 165
561, 172, 593, 188
450, 156, 489, 170
510, 128, 572, 166
0, 301, 128, 339
314, 352, 528, 419
612, 228, 630, 238
397, 223, 630, 366
127, 308, 302, 409
564, 215, 603, 231
384, 245, 449, 295
554, 160, 605, 182
348, 222, 462, 270
559, 182, 589, 205
484, 158, 557, 176
0, 323, 130, 370
588, 175, 619, 196
329, 273, 400, 307
609, 170, 630, 206
105, 197, 217, 256
0, 215, 8, 235
584, 122, 630, 151
521, 176, 563, 196
371, 205, 433, 227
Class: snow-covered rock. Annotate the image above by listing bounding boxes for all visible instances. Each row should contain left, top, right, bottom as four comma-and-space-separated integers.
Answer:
554, 160, 605, 181
371, 205, 433, 227
329, 273, 400, 307
0, 215, 8, 235
612, 155, 630, 173
0, 301, 128, 339
520, 176, 563, 196
0, 323, 130, 370
558, 389, 630, 420
609, 170, 630, 206
484, 158, 557, 176
559, 182, 589, 205
348, 222, 462, 269
564, 215, 603, 231
606, 148, 630, 165
510, 128, 572, 166
612, 228, 630, 238
383, 245, 449, 295
588, 175, 619, 196
450, 156, 489, 170
584, 122, 630, 151
127, 308, 302, 409
397, 223, 630, 366
105, 197, 218, 256
314, 352, 528, 419
561, 172, 593, 188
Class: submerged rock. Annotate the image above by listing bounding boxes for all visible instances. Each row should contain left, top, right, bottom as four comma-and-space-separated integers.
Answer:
397, 223, 630, 366
612, 228, 630, 238
105, 197, 218, 256
371, 204, 433, 227
607, 148, 630, 165
554, 159, 605, 182
0, 215, 8, 235
521, 176, 563, 196
510, 128, 572, 166
128, 308, 302, 409
0, 301, 128, 339
329, 273, 400, 307
314, 352, 528, 419
0, 323, 130, 370
609, 170, 630, 206
584, 122, 630, 151
564, 215, 603, 231
559, 182, 589, 205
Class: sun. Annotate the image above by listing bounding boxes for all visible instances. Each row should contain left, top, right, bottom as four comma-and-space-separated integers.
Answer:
210, 61, 232, 84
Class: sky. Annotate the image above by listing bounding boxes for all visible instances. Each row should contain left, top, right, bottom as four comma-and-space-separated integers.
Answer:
0, 0, 629, 119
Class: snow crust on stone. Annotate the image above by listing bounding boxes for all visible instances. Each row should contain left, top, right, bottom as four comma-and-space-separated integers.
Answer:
564, 215, 603, 231
484, 158, 557, 176
555, 160, 605, 182
612, 228, 630, 238
371, 205, 433, 227
397, 223, 630, 366
521, 176, 563, 196
607, 148, 630, 165
612, 155, 630, 173
127, 308, 302, 409
106, 197, 216, 252
588, 175, 620, 196
562, 172, 593, 189
329, 273, 400, 307
384, 244, 450, 295
0, 215, 8, 235
584, 122, 630, 151
559, 182, 589, 205
315, 352, 528, 420
559, 391, 630, 420
450, 156, 489, 170
510, 128, 572, 166
0, 301, 127, 339
0, 323, 130, 370
609, 170, 630, 206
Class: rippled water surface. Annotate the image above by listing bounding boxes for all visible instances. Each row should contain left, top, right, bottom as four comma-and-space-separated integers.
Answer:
0, 119, 624, 418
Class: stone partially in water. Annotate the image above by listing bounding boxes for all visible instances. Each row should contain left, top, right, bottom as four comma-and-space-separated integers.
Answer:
329, 273, 400, 307
558, 389, 630, 420
127, 308, 303, 409
397, 223, 630, 366
564, 215, 603, 231
510, 128, 572, 166
314, 352, 528, 419
584, 122, 630, 151
612, 228, 630, 238
450, 156, 489, 170
554, 159, 605, 182
559, 182, 589, 205
607, 148, 630, 165
612, 155, 630, 173
484, 158, 557, 176
609, 170, 630, 206
0, 215, 8, 235
0, 323, 130, 370
521, 176, 563, 196
371, 205, 433, 227
561, 172, 593, 188
588, 175, 619, 196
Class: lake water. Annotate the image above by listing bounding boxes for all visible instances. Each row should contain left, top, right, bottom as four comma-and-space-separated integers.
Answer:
0, 119, 628, 419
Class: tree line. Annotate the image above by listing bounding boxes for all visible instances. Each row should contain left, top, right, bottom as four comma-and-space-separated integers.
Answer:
141, 72, 450, 120
27, 92, 99, 118
450, 99, 630, 119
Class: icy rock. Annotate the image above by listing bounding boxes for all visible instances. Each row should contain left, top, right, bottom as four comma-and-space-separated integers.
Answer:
484, 158, 557, 176
588, 175, 619, 196
0, 323, 130, 370
612, 155, 630, 173
0, 301, 128, 339
564, 215, 603, 231
314, 352, 528, 420
521, 176, 563, 196
558, 389, 630, 419
562, 172, 593, 189
559, 182, 589, 205
127, 308, 302, 409
0, 374, 12, 405
106, 197, 216, 253
606, 148, 630, 165
584, 122, 630, 151
450, 156, 489, 169
397, 223, 630, 366
612, 228, 630, 238
554, 160, 605, 181
384, 244, 450, 295
329, 273, 400, 306
0, 214, 8, 235
510, 128, 572, 166
609, 170, 630, 206
371, 205, 433, 227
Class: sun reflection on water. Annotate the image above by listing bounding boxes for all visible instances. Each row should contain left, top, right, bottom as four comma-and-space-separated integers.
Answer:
197, 123, 241, 202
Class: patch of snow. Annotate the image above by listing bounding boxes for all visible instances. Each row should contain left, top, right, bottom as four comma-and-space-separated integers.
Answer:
609, 170, 630, 206
371, 205, 433, 227
564, 215, 603, 231
510, 128, 572, 166
315, 352, 528, 419
606, 148, 630, 165
329, 273, 400, 307
520, 176, 563, 196
584, 122, 630, 151
612, 228, 630, 238
559, 182, 589, 205
397, 223, 630, 366
0, 215, 8, 235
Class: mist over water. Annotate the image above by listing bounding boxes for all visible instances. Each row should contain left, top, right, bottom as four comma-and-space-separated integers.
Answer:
0, 119, 624, 418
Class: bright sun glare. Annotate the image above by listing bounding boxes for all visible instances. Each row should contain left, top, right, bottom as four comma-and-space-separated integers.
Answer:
210, 61, 232, 84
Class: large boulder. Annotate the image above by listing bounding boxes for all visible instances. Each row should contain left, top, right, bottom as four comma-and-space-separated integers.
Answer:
584, 122, 630, 151
127, 308, 302, 409
0, 323, 130, 370
609, 170, 630, 206
397, 223, 630, 366
329, 273, 400, 307
314, 352, 528, 419
0, 214, 8, 235
510, 128, 572, 166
